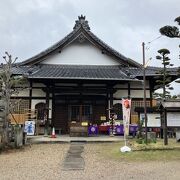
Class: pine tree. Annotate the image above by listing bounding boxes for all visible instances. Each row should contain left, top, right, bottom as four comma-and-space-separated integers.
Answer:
154, 48, 174, 145
160, 16, 180, 38
154, 49, 174, 100
160, 16, 180, 81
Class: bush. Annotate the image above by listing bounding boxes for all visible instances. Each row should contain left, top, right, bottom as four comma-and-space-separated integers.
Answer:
136, 138, 143, 144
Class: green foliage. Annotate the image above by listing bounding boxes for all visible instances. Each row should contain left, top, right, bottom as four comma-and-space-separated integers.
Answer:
175, 79, 180, 83
168, 87, 174, 90
160, 15, 180, 38
136, 138, 143, 144
136, 117, 144, 139
175, 16, 180, 25
172, 95, 178, 99
156, 55, 162, 60
159, 16, 180, 86
154, 48, 174, 100
160, 26, 180, 38
157, 48, 170, 55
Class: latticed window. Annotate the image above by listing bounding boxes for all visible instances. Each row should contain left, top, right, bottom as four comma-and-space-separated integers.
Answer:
131, 100, 150, 115
10, 99, 29, 114
130, 100, 151, 124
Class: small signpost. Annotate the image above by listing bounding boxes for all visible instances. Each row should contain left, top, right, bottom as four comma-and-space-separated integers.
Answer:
24, 121, 35, 135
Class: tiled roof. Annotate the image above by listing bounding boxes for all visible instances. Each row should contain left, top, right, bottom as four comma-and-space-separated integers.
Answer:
121, 66, 178, 77
12, 65, 178, 80
20, 15, 141, 68
12, 65, 39, 75
14, 64, 138, 81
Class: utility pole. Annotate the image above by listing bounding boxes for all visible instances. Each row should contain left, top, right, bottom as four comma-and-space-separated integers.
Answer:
162, 54, 168, 145
142, 42, 148, 144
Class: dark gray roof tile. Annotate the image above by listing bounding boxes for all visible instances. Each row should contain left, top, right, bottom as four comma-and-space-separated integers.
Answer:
121, 66, 178, 77
23, 64, 136, 81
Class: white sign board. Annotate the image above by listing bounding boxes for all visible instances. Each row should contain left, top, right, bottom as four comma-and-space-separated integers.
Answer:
24, 121, 35, 135
140, 113, 161, 127
167, 112, 180, 127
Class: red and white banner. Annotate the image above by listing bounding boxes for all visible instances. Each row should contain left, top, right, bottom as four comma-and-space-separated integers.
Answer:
122, 98, 131, 136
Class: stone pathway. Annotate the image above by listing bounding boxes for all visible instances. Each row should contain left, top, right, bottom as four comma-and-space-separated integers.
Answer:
62, 142, 85, 170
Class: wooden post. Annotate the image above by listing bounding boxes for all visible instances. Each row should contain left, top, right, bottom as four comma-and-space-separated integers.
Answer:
164, 108, 168, 145
128, 82, 131, 98
110, 88, 114, 135
149, 80, 153, 107
142, 42, 148, 144
29, 80, 32, 110
44, 86, 50, 135
52, 84, 55, 128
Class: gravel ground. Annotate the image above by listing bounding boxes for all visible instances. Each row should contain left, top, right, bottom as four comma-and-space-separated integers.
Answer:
0, 143, 180, 180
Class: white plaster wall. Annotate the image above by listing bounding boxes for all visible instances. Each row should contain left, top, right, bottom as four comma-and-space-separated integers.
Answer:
32, 83, 46, 87
41, 40, 120, 65
130, 90, 150, 98
114, 84, 128, 88
11, 88, 29, 97
32, 89, 46, 97
130, 81, 149, 88
113, 90, 128, 99
114, 89, 150, 98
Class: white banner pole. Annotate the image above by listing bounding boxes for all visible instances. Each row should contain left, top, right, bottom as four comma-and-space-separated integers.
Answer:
120, 98, 131, 152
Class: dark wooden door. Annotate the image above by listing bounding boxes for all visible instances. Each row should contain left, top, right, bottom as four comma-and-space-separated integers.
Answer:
54, 105, 68, 134
69, 105, 92, 122
93, 105, 106, 124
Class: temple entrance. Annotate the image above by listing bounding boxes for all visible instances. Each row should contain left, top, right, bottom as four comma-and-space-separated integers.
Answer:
68, 105, 92, 136
69, 105, 92, 122
53, 95, 107, 135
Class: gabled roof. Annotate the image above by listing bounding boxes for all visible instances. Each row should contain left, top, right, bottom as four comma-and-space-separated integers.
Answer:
20, 15, 141, 68
14, 15, 178, 84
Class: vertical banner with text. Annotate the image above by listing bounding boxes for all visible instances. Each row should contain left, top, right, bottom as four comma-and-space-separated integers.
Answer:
122, 98, 131, 136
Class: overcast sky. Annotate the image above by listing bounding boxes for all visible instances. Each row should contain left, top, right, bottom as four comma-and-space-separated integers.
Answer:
0, 0, 179, 94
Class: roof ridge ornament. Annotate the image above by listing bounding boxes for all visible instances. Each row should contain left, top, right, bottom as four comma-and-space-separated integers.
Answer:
73, 15, 90, 31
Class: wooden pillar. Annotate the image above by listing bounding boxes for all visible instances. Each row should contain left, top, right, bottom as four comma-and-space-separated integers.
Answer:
106, 90, 110, 120
164, 109, 168, 145
149, 80, 153, 107
45, 86, 50, 134
106, 85, 113, 121
79, 83, 83, 122
45, 86, 50, 117
29, 80, 32, 109
109, 87, 114, 135
110, 89, 113, 108
128, 82, 131, 98
52, 84, 55, 127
